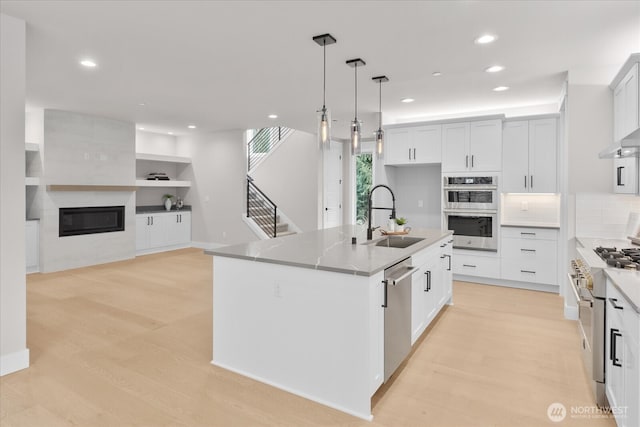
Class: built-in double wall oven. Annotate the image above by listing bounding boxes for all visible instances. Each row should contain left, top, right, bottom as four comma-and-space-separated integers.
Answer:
443, 176, 498, 251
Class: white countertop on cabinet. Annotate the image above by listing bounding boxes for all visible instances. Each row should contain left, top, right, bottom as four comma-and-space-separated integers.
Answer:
605, 269, 640, 313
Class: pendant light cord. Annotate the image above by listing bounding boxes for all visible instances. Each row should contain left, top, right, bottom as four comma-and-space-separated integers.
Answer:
354, 64, 358, 121
379, 81, 382, 128
322, 43, 326, 109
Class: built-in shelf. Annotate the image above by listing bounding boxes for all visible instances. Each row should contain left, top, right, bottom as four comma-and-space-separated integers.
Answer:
25, 177, 40, 186
135, 179, 191, 188
136, 153, 191, 164
47, 184, 138, 192
25, 142, 40, 152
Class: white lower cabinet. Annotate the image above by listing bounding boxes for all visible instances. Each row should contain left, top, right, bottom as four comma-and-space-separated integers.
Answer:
136, 211, 191, 254
25, 220, 39, 273
411, 237, 453, 345
452, 252, 501, 279
613, 156, 639, 194
500, 227, 558, 285
606, 281, 640, 427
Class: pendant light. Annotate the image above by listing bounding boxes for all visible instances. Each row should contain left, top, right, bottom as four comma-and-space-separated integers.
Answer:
313, 33, 337, 150
372, 76, 389, 160
346, 58, 366, 155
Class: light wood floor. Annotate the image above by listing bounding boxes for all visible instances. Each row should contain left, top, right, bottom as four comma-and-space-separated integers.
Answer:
1, 249, 614, 426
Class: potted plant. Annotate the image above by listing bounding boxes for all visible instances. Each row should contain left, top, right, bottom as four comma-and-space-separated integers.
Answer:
162, 194, 174, 211
395, 217, 407, 232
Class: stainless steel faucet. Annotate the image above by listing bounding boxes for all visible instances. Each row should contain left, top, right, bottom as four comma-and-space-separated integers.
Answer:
367, 184, 396, 240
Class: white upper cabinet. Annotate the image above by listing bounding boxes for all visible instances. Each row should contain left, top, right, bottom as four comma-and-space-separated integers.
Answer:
442, 119, 502, 172
385, 125, 441, 165
614, 156, 639, 194
612, 60, 639, 142
502, 118, 557, 193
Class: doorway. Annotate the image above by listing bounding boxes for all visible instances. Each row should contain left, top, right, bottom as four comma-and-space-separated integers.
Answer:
354, 152, 373, 225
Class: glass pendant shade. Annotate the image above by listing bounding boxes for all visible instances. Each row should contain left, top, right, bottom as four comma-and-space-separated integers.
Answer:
317, 107, 331, 149
375, 128, 384, 159
351, 119, 361, 155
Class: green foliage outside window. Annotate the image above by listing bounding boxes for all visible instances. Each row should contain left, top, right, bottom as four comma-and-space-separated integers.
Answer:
355, 154, 373, 225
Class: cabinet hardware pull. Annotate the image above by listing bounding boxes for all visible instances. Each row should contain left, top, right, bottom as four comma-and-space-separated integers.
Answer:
424, 270, 431, 292
609, 298, 624, 310
445, 254, 451, 271
617, 166, 624, 186
440, 243, 446, 247
381, 280, 388, 308
521, 232, 536, 236
463, 264, 476, 268
530, 175, 533, 188
448, 239, 453, 244
524, 175, 527, 188
611, 328, 622, 367
408, 148, 411, 160
471, 155, 474, 168
520, 249, 536, 252
147, 217, 150, 226
465, 155, 469, 168
520, 270, 536, 274
151, 217, 153, 225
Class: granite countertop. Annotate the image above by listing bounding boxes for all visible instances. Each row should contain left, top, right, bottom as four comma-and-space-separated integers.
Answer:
501, 222, 560, 229
136, 205, 191, 214
605, 269, 640, 313
205, 225, 453, 277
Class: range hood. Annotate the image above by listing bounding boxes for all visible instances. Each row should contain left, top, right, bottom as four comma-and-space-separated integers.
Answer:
599, 131, 640, 159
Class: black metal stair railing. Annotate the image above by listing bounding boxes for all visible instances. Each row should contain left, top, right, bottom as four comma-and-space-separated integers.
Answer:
247, 126, 294, 171
247, 176, 277, 238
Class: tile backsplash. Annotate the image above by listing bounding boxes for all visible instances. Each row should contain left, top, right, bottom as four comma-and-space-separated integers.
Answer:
575, 193, 640, 238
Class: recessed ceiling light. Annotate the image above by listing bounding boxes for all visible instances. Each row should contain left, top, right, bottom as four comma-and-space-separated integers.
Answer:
432, 71, 442, 77
493, 86, 510, 92
80, 59, 97, 68
268, 114, 278, 119
485, 65, 504, 73
168, 131, 174, 135
188, 125, 196, 129
474, 34, 497, 45
401, 98, 415, 103
138, 102, 146, 107
138, 127, 145, 130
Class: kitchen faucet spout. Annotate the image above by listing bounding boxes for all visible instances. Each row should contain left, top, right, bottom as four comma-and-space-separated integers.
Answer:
367, 185, 396, 240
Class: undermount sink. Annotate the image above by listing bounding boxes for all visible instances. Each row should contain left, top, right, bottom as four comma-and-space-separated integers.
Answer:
369, 236, 425, 249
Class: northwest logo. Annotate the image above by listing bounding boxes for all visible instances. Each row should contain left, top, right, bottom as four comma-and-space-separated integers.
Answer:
547, 402, 567, 422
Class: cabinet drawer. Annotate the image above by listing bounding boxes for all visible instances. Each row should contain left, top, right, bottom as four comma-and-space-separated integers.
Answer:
501, 237, 557, 260
501, 227, 558, 241
501, 259, 557, 285
453, 254, 500, 279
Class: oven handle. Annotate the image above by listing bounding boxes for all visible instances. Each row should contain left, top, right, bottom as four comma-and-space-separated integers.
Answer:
443, 209, 498, 215
443, 185, 498, 191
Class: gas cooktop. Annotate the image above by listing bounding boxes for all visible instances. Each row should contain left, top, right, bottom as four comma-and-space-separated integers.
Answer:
594, 246, 640, 271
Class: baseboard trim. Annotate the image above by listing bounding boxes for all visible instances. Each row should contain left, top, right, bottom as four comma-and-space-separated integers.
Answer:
191, 241, 227, 250
453, 274, 560, 294
0, 348, 29, 376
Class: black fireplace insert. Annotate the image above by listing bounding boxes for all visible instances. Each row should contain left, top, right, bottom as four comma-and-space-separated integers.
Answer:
59, 206, 125, 237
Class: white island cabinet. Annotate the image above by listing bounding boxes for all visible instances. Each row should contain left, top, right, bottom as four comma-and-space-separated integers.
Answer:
206, 226, 452, 420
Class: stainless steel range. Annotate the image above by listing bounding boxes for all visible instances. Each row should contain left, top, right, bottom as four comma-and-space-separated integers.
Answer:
571, 242, 640, 407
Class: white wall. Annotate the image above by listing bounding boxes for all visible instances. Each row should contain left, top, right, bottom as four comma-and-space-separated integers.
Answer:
0, 13, 28, 376
176, 130, 256, 246
251, 131, 320, 232
392, 165, 442, 229
135, 130, 177, 155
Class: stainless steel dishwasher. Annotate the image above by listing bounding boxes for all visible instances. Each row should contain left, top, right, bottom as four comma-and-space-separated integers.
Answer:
382, 256, 417, 382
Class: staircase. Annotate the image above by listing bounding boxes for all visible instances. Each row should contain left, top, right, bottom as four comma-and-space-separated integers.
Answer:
246, 176, 296, 238
247, 126, 294, 173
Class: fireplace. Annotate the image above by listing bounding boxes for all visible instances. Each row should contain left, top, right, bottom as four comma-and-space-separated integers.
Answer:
59, 206, 125, 237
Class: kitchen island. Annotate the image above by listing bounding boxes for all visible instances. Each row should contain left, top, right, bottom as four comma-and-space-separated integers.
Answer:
205, 225, 452, 420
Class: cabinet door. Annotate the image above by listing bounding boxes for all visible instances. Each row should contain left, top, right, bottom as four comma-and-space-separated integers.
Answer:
412, 125, 442, 164
502, 121, 529, 193
411, 265, 427, 345
528, 118, 557, 193
385, 128, 412, 165
147, 215, 167, 249
624, 338, 639, 427
469, 120, 502, 172
614, 157, 639, 194
614, 82, 625, 142
167, 212, 191, 246
623, 63, 639, 139
135, 215, 150, 251
442, 122, 469, 172
606, 296, 625, 412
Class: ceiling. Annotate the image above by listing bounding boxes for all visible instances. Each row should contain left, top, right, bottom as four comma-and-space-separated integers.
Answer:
2, 1, 639, 139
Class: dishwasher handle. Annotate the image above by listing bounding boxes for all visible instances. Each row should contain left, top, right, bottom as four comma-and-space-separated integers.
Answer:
389, 266, 418, 285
